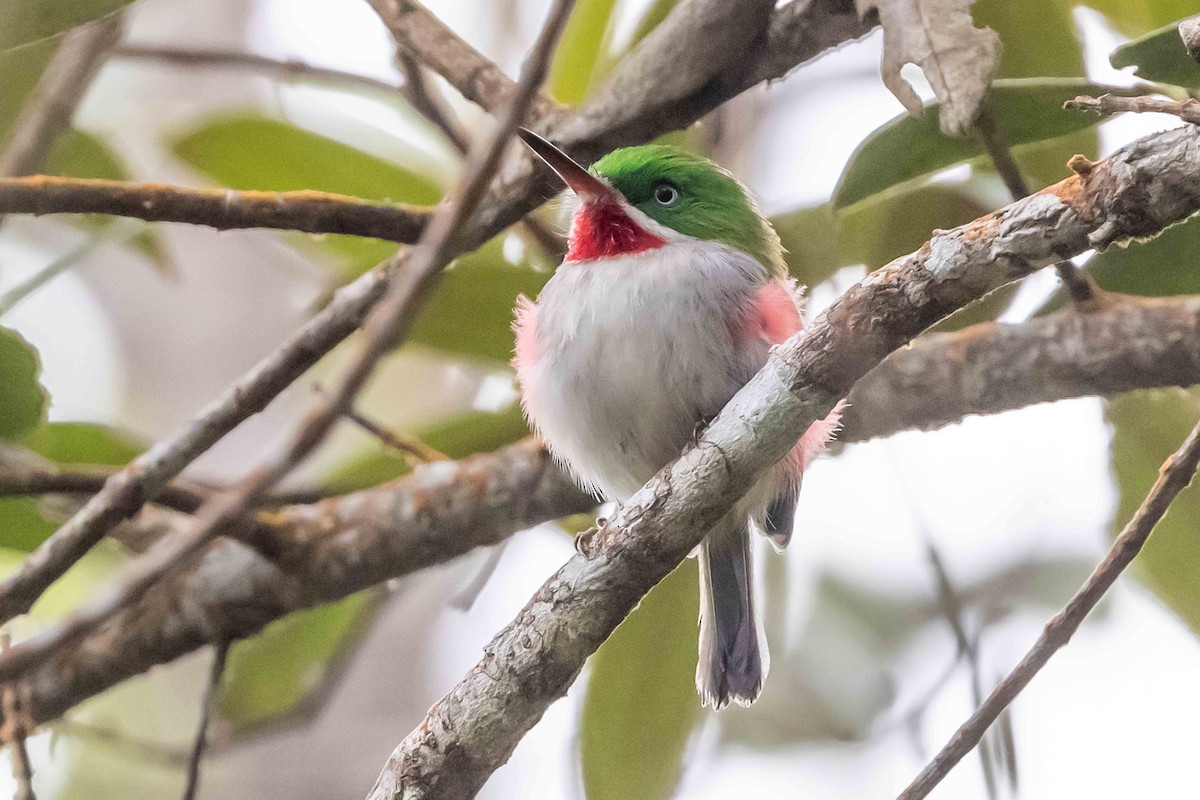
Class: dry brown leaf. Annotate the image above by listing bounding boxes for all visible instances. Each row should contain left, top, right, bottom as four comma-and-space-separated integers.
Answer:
856, 0, 1000, 135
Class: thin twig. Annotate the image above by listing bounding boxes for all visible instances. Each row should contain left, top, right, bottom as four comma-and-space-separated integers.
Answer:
113, 44, 404, 97
897, 417, 1200, 799
1065, 93, 1200, 126
182, 642, 229, 800
0, 0, 575, 686
975, 104, 1095, 302
0, 17, 122, 178
366, 0, 559, 118
921, 539, 1001, 800
0, 176, 431, 244
0, 469, 209, 514
0, 0, 871, 629
1, 633, 36, 800
395, 51, 471, 154
343, 409, 448, 463
312, 384, 447, 463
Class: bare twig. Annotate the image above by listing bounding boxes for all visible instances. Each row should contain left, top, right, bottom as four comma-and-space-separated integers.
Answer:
366, 0, 559, 118
342, 408, 448, 463
395, 51, 471, 153
975, 104, 1095, 302
0, 17, 122, 177
0, 176, 431, 243
0, 0, 575, 687
897, 417, 1200, 799
921, 538, 1001, 800
365, 120, 1200, 800
0, 0, 869, 627
113, 44, 403, 96
182, 642, 229, 800
1, 633, 36, 800
0, 469, 210, 514
1065, 93, 1200, 126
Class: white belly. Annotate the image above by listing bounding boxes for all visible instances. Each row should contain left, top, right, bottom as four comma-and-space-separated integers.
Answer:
519, 241, 768, 500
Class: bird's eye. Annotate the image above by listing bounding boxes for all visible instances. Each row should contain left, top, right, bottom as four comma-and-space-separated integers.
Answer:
653, 184, 680, 206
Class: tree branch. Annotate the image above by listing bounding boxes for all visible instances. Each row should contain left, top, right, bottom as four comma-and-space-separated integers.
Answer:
365, 0, 558, 118
0, 0, 872, 625
367, 123, 1200, 800
0, 176, 432, 243
112, 44, 404, 96
897, 416, 1200, 799
1065, 93, 1200, 126
9, 289, 1200, 727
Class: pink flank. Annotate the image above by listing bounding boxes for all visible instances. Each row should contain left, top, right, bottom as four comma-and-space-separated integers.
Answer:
734, 279, 804, 347
512, 294, 539, 389
737, 280, 842, 476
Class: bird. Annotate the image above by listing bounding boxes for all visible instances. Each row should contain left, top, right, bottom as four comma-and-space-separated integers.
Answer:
512, 129, 841, 710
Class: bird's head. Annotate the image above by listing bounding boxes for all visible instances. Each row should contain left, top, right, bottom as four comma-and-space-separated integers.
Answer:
518, 129, 784, 275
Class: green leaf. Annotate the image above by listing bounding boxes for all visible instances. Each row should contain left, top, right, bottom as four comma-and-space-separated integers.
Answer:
1107, 389, 1200, 635
22, 421, 145, 466
1037, 210, 1200, 314
548, 0, 620, 104
0, 499, 57, 552
1074, 0, 1199, 37
0, 326, 47, 440
411, 240, 549, 363
1091, 214, 1200, 296
838, 184, 990, 269
45, 128, 124, 179
834, 79, 1113, 208
774, 182, 990, 280
1111, 21, 1200, 89
0, 0, 133, 52
172, 115, 441, 280
0, 39, 54, 142
173, 115, 442, 203
974, 0, 1085, 79
580, 560, 700, 800
218, 591, 380, 735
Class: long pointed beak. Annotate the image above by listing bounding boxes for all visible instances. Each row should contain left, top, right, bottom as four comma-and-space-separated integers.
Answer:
518, 128, 614, 202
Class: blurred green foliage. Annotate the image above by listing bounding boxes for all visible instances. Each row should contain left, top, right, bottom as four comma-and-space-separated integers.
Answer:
0, 0, 132, 52
580, 560, 701, 800
1108, 390, 1200, 635
834, 79, 1111, 208
1111, 20, 1200, 88
0, 326, 47, 439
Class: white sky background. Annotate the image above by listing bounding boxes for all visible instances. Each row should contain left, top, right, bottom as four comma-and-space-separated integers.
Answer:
3, 0, 1200, 798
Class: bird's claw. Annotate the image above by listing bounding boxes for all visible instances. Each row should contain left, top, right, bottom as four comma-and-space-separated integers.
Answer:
574, 518, 606, 558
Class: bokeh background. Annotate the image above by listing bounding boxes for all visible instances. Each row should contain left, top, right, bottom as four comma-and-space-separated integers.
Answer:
2, 1, 1200, 798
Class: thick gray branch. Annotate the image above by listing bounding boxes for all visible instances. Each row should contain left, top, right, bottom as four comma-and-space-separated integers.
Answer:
368, 124, 1200, 800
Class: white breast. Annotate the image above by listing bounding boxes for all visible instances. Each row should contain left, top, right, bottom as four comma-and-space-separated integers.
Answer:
519, 240, 768, 500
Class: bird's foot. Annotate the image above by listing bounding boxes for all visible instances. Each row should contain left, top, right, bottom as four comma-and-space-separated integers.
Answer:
574, 517, 606, 558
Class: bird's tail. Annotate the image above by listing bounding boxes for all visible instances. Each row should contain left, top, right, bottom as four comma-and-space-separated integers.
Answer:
696, 516, 768, 709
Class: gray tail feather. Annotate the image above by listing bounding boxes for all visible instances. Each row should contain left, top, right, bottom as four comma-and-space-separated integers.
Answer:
696, 518, 768, 709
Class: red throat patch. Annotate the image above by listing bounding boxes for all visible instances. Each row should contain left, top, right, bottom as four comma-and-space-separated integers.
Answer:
566, 201, 666, 262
